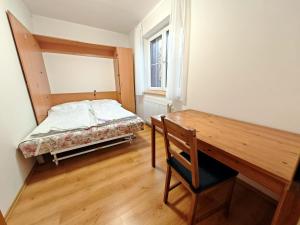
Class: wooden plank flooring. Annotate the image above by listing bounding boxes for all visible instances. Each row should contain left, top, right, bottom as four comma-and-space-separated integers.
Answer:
7, 127, 275, 225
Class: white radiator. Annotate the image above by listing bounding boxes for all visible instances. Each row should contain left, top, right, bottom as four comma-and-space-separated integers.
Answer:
143, 95, 171, 124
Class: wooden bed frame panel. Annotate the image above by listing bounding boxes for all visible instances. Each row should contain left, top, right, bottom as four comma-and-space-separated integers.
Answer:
7, 12, 136, 124
50, 91, 118, 106
115, 48, 136, 112
7, 11, 51, 124
34, 35, 116, 58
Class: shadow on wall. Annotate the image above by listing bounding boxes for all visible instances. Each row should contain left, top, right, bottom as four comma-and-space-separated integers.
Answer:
15, 150, 35, 184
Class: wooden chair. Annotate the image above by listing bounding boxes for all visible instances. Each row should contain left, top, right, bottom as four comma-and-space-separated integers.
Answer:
161, 116, 238, 225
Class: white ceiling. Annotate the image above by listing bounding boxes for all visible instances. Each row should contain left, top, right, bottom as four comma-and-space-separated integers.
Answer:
23, 0, 161, 34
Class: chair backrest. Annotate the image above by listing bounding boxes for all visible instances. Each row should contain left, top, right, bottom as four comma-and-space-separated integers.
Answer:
161, 116, 199, 188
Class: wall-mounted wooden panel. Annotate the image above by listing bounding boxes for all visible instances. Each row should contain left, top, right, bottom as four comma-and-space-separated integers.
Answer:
50, 91, 118, 106
113, 57, 121, 102
7, 12, 135, 122
34, 35, 116, 58
116, 48, 136, 113
7, 11, 51, 124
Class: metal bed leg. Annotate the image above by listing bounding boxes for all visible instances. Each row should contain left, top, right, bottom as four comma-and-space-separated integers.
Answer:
50, 134, 135, 165
125, 135, 134, 144
53, 154, 59, 166
36, 155, 45, 164
129, 135, 133, 144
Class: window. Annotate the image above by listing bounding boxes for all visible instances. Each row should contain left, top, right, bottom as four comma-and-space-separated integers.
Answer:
147, 27, 169, 90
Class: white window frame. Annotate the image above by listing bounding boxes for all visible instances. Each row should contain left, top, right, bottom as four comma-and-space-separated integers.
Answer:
145, 26, 169, 91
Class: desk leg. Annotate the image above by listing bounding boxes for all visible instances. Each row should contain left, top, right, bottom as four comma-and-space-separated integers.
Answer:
151, 124, 156, 168
271, 183, 300, 225
271, 186, 289, 225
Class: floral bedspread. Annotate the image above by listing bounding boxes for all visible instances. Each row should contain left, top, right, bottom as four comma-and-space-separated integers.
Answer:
19, 117, 144, 158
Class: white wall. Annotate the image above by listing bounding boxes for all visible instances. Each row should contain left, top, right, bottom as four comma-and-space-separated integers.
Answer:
141, 0, 171, 37
136, 0, 300, 134
0, 0, 36, 215
187, 0, 300, 134
32, 15, 129, 95
131, 0, 171, 120
43, 53, 115, 94
132, 0, 300, 199
32, 15, 130, 47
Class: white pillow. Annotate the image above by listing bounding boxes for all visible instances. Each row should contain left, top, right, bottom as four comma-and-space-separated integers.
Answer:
91, 99, 134, 122
50, 100, 91, 113
91, 99, 121, 107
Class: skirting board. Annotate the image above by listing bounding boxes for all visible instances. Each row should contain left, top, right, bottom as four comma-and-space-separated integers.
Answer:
4, 162, 37, 221
0, 211, 6, 225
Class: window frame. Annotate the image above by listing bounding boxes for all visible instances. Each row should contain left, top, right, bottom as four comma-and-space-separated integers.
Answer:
145, 26, 170, 91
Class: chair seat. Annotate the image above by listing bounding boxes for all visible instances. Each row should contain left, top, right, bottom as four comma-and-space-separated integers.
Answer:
167, 151, 238, 192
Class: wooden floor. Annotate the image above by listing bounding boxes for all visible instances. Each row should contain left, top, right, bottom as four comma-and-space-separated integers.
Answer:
7, 127, 276, 225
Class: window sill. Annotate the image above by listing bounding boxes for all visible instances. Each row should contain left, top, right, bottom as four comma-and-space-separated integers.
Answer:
144, 90, 166, 97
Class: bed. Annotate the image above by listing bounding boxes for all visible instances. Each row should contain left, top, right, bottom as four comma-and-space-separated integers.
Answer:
18, 100, 144, 165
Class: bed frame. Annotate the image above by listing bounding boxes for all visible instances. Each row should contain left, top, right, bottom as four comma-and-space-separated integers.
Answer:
8, 11, 141, 165
7, 11, 136, 125
50, 133, 134, 166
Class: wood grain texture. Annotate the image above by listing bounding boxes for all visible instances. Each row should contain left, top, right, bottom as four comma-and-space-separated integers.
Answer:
34, 35, 116, 58
113, 57, 121, 102
151, 110, 300, 225
50, 92, 118, 106
116, 48, 136, 113
7, 12, 136, 121
144, 90, 166, 96
0, 211, 6, 225
7, 11, 51, 124
276, 182, 300, 225
161, 116, 236, 224
161, 116, 199, 187
152, 110, 300, 184
6, 127, 276, 225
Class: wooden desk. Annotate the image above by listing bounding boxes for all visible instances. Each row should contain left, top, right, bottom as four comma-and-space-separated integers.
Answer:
151, 110, 300, 225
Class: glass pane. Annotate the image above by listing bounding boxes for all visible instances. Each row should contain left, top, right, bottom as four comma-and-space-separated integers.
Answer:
165, 30, 169, 87
150, 35, 162, 87
157, 36, 162, 64
151, 64, 162, 87
151, 65, 157, 86
157, 63, 162, 87
150, 40, 156, 64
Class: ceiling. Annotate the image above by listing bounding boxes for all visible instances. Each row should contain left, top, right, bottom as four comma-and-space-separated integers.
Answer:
23, 0, 161, 34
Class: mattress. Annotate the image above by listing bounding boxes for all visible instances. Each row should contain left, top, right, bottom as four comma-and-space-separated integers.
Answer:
18, 100, 144, 158
19, 116, 144, 158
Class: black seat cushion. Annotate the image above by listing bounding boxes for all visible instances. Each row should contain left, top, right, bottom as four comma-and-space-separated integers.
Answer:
167, 151, 238, 192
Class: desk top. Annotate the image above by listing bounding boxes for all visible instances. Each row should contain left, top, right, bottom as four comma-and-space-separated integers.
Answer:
152, 110, 300, 183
